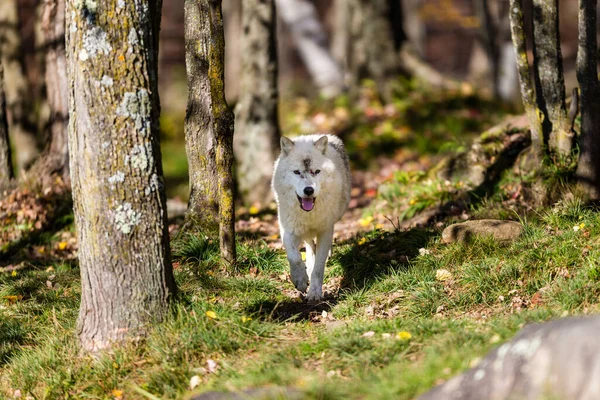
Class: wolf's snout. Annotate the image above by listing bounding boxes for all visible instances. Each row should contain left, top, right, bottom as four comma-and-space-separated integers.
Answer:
303, 187, 314, 196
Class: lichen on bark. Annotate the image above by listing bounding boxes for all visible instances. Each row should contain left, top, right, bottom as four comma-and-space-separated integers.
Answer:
66, 0, 176, 353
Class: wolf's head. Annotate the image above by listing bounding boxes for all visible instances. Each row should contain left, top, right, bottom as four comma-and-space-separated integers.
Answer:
278, 136, 333, 212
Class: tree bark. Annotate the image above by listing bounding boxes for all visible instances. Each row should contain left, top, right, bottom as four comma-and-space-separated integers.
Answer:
509, 0, 544, 161
0, 0, 39, 171
347, 0, 401, 102
0, 58, 14, 190
184, 0, 236, 265
29, 0, 70, 186
531, 0, 571, 156
276, 0, 345, 98
474, 0, 500, 97
66, 0, 176, 353
234, 0, 280, 208
576, 0, 600, 199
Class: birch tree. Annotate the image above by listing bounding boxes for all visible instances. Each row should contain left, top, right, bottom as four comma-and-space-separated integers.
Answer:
234, 0, 280, 208
66, 0, 176, 352
184, 0, 236, 264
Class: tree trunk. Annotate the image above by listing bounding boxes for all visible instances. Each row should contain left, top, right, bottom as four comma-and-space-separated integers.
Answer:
531, 0, 571, 156
0, 58, 14, 190
184, 0, 236, 265
474, 0, 500, 97
234, 0, 280, 208
0, 0, 39, 172
345, 0, 459, 102
276, 0, 345, 98
347, 0, 401, 102
29, 0, 70, 186
223, 0, 242, 103
509, 0, 544, 161
576, 0, 600, 199
66, 0, 176, 353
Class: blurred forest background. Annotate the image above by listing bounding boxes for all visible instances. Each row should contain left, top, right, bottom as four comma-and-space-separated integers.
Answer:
2, 0, 585, 203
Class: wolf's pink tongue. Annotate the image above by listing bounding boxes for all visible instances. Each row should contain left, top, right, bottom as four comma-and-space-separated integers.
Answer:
301, 197, 314, 211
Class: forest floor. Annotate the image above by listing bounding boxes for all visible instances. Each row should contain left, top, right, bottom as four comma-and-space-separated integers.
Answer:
2, 83, 600, 399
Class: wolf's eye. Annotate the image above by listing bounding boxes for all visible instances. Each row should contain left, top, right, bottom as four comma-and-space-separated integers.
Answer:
293, 170, 301, 175
315, 170, 321, 174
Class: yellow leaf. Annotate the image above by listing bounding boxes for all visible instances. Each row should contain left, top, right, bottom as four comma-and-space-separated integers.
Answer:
359, 216, 374, 227
435, 269, 453, 282
58, 241, 68, 250
206, 310, 217, 319
3, 295, 21, 304
112, 362, 119, 369
111, 389, 123, 398
396, 331, 412, 341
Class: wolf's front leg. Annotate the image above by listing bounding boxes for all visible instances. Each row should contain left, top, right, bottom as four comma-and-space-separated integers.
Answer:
306, 228, 333, 302
283, 231, 308, 293
305, 239, 316, 277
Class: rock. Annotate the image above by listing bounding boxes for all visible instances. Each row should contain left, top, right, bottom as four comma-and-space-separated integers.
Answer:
441, 219, 523, 244
419, 316, 600, 400
187, 387, 302, 400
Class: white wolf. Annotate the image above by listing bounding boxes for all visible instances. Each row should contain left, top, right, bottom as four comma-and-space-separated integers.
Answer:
272, 134, 351, 301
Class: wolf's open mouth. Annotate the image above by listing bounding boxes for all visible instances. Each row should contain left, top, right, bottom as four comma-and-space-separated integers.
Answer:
297, 195, 316, 212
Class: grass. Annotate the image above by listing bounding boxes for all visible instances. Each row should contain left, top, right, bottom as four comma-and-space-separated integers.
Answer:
1, 85, 597, 399
2, 196, 600, 399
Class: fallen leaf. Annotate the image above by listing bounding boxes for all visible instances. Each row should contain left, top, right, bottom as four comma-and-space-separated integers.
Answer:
205, 310, 217, 319
190, 375, 201, 390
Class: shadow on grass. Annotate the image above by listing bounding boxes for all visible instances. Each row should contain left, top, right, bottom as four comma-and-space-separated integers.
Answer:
335, 227, 437, 291
245, 296, 337, 323
0, 320, 29, 366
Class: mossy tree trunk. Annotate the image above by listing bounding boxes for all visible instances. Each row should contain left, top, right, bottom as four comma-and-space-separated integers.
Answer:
233, 0, 280, 208
531, 0, 572, 156
66, 0, 176, 353
29, 0, 70, 186
509, 0, 544, 162
575, 0, 600, 199
184, 0, 236, 265
0, 57, 13, 190
0, 0, 39, 172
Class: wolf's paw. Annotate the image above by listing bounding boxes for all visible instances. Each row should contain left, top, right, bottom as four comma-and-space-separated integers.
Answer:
291, 270, 309, 293
306, 286, 323, 302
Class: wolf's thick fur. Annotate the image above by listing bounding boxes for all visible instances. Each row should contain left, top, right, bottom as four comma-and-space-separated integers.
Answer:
272, 134, 351, 301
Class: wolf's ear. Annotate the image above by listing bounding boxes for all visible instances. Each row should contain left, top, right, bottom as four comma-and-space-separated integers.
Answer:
280, 137, 294, 155
314, 136, 328, 154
